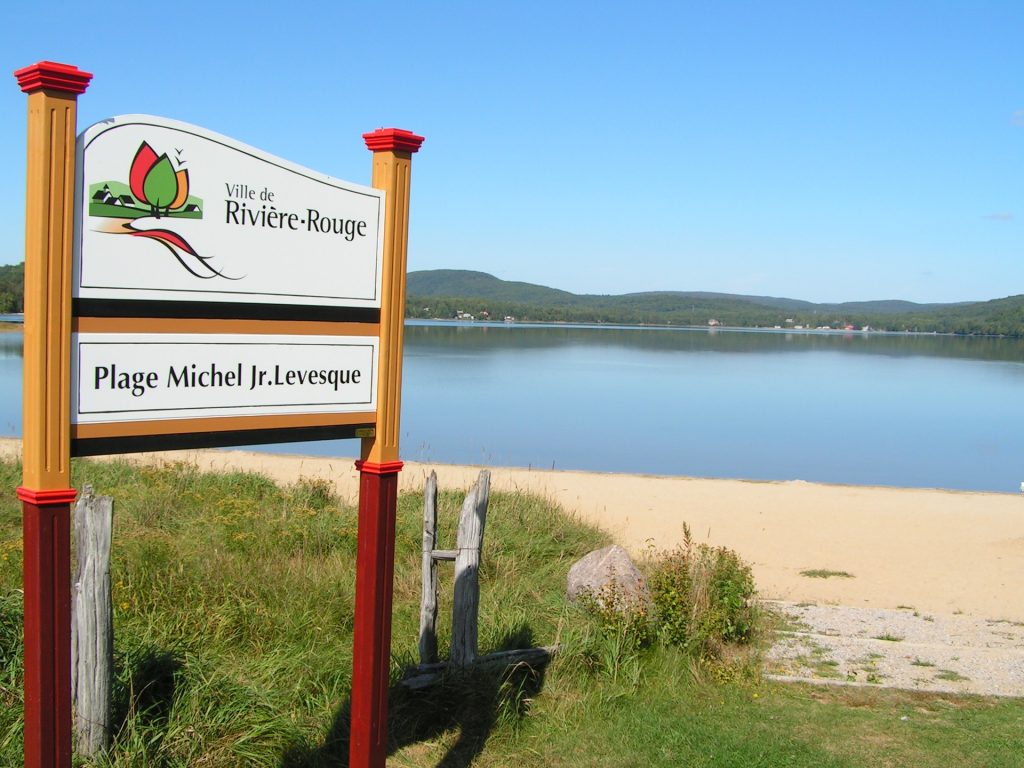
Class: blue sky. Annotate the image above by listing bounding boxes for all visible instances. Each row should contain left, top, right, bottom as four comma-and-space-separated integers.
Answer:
2, 1, 1021, 303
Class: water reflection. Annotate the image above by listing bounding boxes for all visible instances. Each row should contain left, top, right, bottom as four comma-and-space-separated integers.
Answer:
395, 324, 1024, 492
405, 321, 1024, 364
0, 331, 23, 359
0, 331, 21, 436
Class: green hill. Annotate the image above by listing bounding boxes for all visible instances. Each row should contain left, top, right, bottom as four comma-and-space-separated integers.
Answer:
406, 269, 577, 304
406, 269, 1024, 336
611, 292, 960, 316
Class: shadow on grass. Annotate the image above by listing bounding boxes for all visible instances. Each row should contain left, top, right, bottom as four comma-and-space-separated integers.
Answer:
112, 645, 183, 740
281, 626, 548, 768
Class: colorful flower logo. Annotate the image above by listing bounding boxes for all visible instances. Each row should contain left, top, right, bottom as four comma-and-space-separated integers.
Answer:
88, 141, 236, 280
129, 142, 191, 218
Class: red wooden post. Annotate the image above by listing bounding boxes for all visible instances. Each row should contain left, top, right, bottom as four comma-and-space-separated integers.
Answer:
19, 489, 77, 767
14, 60, 92, 768
350, 460, 402, 763
349, 128, 422, 768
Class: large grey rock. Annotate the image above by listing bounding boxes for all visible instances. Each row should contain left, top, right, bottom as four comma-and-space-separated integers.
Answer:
567, 545, 650, 612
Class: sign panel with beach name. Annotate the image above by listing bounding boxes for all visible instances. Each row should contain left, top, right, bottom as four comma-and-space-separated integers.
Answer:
73, 333, 377, 422
74, 115, 384, 314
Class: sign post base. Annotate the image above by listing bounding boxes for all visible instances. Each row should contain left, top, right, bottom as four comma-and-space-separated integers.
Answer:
349, 460, 402, 768
18, 487, 77, 768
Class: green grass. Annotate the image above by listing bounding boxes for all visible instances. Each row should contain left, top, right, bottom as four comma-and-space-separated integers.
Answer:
800, 569, 855, 579
787, 650, 843, 680
2, 456, 1023, 766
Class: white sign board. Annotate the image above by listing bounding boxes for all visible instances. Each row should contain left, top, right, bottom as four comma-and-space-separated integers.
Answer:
73, 333, 377, 423
74, 115, 384, 308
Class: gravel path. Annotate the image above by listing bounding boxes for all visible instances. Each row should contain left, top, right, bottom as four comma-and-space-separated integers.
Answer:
763, 601, 1024, 697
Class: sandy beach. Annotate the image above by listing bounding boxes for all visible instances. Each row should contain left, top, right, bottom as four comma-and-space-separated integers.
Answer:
3, 438, 1022, 623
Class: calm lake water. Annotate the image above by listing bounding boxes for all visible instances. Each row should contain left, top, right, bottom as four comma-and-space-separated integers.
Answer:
2, 320, 1023, 493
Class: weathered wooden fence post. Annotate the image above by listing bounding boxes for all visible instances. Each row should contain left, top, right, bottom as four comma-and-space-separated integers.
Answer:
451, 471, 490, 667
419, 471, 439, 665
403, 469, 552, 688
70, 485, 113, 756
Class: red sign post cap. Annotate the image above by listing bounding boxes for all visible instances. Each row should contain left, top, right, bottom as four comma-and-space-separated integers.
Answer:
16, 486, 78, 505
354, 459, 405, 475
363, 128, 424, 153
14, 61, 92, 95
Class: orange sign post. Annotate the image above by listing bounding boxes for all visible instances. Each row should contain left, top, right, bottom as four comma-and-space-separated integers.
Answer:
350, 129, 423, 768
15, 61, 92, 768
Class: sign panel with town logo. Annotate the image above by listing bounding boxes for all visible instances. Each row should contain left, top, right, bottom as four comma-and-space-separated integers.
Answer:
75, 115, 384, 308
71, 115, 384, 444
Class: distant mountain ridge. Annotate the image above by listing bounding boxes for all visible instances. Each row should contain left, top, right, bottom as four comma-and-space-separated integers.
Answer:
406, 269, 1024, 336
408, 270, 967, 314
406, 269, 576, 304
615, 291, 965, 315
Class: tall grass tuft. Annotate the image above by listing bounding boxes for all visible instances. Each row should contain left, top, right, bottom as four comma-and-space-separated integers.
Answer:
647, 523, 757, 659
